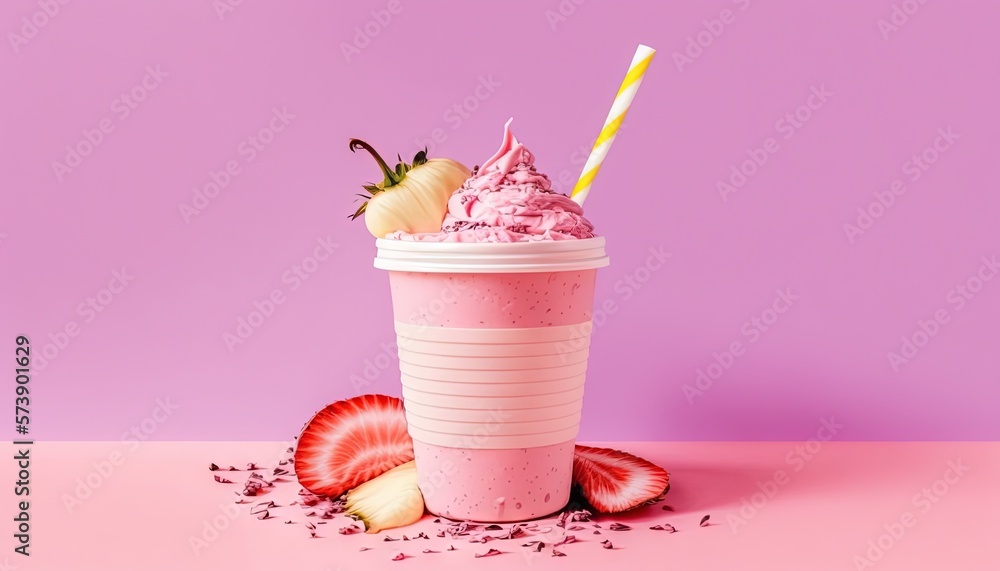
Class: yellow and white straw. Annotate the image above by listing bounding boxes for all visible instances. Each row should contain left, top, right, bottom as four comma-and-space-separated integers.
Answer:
571, 44, 656, 205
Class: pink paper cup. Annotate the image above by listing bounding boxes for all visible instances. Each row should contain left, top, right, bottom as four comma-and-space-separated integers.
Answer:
375, 237, 609, 521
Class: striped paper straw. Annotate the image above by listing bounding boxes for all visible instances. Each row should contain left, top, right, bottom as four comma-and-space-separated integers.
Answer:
571, 44, 656, 205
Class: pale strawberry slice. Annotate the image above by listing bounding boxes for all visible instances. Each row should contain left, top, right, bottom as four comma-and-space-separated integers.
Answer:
572, 445, 669, 514
294, 395, 414, 498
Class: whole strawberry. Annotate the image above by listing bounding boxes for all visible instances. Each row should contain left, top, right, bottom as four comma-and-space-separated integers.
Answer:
349, 139, 469, 238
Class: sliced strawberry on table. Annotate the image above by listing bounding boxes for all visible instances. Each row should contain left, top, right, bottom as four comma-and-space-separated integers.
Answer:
572, 445, 669, 514
294, 394, 414, 498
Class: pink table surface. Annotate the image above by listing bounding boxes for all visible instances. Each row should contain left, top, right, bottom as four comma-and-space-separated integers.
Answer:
5, 441, 998, 570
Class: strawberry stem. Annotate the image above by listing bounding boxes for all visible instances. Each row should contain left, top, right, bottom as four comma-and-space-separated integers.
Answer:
349, 139, 401, 188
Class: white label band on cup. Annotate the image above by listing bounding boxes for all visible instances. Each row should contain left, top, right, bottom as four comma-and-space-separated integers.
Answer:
401, 374, 586, 397
401, 385, 586, 410
398, 348, 590, 370
400, 362, 588, 384
396, 321, 593, 344
402, 399, 584, 423
405, 410, 582, 437
394, 321, 593, 449
407, 424, 581, 450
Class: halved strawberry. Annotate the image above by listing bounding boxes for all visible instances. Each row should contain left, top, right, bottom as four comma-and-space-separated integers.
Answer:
572, 445, 669, 514
294, 394, 414, 498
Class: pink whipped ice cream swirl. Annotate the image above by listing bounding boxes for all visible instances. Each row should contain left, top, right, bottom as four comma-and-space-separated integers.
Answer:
392, 120, 596, 242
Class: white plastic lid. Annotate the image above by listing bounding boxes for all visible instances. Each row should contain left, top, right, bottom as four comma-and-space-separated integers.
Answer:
374, 236, 610, 273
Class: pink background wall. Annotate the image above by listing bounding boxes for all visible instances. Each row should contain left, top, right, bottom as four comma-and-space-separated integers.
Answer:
2, 0, 998, 441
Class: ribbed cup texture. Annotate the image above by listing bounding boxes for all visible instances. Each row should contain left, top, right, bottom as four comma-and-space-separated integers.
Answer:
395, 321, 593, 449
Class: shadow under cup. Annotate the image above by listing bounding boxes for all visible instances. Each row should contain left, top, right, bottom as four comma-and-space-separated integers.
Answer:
374, 237, 610, 522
